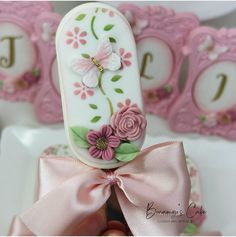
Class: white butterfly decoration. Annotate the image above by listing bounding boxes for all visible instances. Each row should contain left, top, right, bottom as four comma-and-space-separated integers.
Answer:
124, 10, 148, 35
71, 38, 121, 88
198, 35, 228, 61
41, 22, 55, 42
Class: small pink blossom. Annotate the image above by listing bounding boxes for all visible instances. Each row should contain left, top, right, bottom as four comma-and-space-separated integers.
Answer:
203, 113, 217, 127
101, 8, 115, 17
66, 27, 87, 49
87, 125, 120, 161
143, 90, 159, 104
216, 112, 232, 125
119, 48, 132, 68
73, 82, 94, 100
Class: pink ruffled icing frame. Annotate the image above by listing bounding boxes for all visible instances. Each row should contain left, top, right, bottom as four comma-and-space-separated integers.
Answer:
118, 4, 199, 118
33, 12, 63, 123
168, 27, 236, 140
0, 2, 52, 102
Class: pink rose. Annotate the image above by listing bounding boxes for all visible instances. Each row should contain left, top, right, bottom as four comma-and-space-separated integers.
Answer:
110, 105, 146, 141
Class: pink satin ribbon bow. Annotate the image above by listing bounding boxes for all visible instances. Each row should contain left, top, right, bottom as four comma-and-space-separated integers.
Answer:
9, 142, 190, 236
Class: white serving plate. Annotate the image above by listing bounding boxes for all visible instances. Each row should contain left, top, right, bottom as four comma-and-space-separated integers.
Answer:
0, 116, 236, 235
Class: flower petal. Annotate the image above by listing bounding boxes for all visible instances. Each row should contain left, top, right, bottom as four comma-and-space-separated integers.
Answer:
79, 31, 87, 37
124, 60, 131, 66
87, 131, 100, 145
102, 146, 115, 161
73, 41, 79, 49
66, 39, 73, 45
87, 90, 94, 96
119, 48, 125, 56
79, 39, 86, 45
101, 125, 113, 137
124, 52, 132, 58
80, 92, 86, 100
74, 90, 81, 95
108, 136, 120, 148
66, 31, 73, 37
89, 146, 102, 159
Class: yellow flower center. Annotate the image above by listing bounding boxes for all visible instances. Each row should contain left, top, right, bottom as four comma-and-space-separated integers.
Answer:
96, 137, 108, 150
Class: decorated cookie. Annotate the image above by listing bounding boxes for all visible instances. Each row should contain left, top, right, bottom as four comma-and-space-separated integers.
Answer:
0, 2, 52, 101
119, 4, 199, 118
56, 3, 146, 169
33, 12, 63, 123
168, 27, 236, 140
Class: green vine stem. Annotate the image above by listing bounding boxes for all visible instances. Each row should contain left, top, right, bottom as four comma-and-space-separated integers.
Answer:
98, 72, 114, 116
91, 16, 98, 40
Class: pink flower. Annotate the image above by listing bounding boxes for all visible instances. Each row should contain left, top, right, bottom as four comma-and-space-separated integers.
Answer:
119, 48, 132, 67
143, 90, 159, 104
66, 27, 87, 49
203, 113, 217, 127
101, 8, 115, 17
216, 112, 232, 125
73, 82, 94, 100
22, 69, 40, 86
110, 105, 147, 141
87, 125, 120, 161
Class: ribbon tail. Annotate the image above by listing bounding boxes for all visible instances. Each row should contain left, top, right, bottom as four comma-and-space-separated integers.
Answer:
116, 186, 188, 235
9, 170, 110, 236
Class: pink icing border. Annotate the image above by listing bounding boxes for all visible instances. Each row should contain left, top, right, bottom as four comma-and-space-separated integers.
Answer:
33, 12, 63, 124
168, 26, 236, 140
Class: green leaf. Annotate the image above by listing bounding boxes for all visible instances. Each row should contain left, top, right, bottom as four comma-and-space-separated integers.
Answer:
104, 24, 114, 31
183, 223, 197, 235
111, 75, 122, 82
114, 88, 124, 94
76, 13, 86, 21
109, 37, 116, 43
164, 84, 173, 93
70, 126, 89, 148
115, 143, 140, 162
81, 53, 90, 59
0, 80, 3, 89
89, 104, 98, 109
91, 116, 101, 123
31, 68, 40, 77
199, 115, 206, 122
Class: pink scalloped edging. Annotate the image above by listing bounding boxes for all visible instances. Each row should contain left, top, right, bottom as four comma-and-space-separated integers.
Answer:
33, 12, 63, 124
0, 2, 53, 102
168, 27, 236, 140
118, 4, 199, 118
